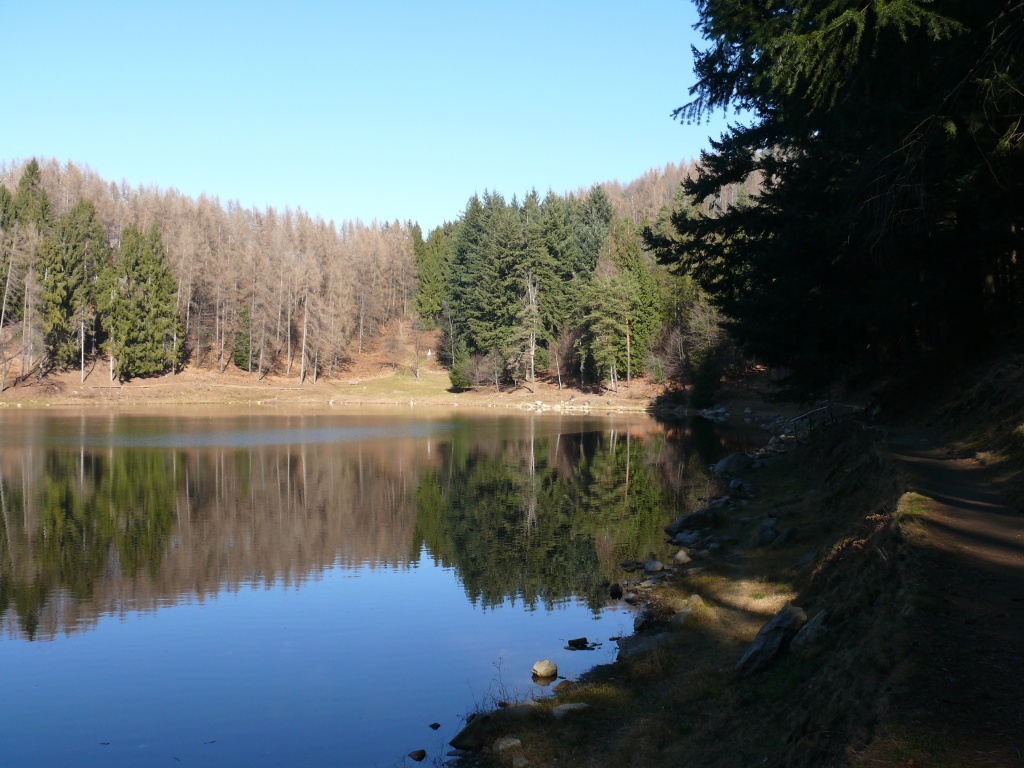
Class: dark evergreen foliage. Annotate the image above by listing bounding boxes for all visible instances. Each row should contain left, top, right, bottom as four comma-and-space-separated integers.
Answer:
649, 0, 1024, 396
103, 225, 183, 380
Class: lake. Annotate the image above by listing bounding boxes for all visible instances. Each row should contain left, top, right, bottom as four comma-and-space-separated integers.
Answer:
0, 406, 751, 766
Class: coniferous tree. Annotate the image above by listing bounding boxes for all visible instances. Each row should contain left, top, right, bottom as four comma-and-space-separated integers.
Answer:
39, 200, 109, 372
414, 223, 454, 325
649, 0, 1024, 396
571, 185, 613, 278
103, 225, 183, 380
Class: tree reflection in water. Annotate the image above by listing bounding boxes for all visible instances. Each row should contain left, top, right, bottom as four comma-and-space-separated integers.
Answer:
0, 412, 727, 639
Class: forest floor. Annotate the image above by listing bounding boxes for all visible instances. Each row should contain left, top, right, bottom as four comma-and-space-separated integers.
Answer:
0, 331, 667, 412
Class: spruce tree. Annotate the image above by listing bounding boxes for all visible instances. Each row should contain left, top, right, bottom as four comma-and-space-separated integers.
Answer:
39, 200, 109, 371
649, 0, 1024, 396
104, 225, 183, 380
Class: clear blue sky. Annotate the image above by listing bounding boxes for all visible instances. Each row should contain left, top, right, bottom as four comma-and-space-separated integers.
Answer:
4, 1, 732, 231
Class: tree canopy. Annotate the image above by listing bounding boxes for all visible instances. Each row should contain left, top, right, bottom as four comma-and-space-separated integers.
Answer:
648, 0, 1024, 396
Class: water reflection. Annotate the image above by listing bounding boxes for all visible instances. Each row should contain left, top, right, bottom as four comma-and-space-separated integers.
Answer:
1, 409, 725, 641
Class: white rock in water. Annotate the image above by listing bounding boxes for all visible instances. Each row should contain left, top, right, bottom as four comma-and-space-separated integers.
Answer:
531, 659, 557, 678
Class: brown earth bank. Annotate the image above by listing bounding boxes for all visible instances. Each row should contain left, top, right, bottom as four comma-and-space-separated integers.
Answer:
440, 352, 1024, 768
0, 333, 668, 413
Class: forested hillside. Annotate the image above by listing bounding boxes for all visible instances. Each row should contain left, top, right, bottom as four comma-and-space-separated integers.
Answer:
0, 158, 438, 390
0, 156, 749, 402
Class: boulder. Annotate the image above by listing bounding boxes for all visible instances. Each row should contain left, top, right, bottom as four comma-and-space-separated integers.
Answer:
449, 702, 540, 751
671, 530, 702, 548
644, 560, 665, 573
633, 605, 655, 632
531, 659, 557, 678
756, 529, 777, 547
665, 506, 718, 536
551, 703, 590, 719
735, 604, 807, 677
714, 452, 754, 476
492, 736, 522, 753
673, 549, 692, 565
615, 632, 674, 661
791, 610, 828, 650
408, 749, 427, 762
770, 528, 796, 549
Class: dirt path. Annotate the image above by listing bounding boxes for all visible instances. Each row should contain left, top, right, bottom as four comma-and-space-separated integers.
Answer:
869, 429, 1024, 766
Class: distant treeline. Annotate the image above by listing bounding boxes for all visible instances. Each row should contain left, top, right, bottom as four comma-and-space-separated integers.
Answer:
0, 156, 747, 401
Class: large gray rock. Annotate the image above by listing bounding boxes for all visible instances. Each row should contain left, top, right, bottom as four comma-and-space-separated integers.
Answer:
492, 736, 522, 753
615, 632, 674, 661
551, 703, 590, 719
449, 702, 540, 751
735, 603, 807, 677
672, 530, 702, 548
714, 452, 754, 476
665, 506, 718, 536
791, 610, 828, 650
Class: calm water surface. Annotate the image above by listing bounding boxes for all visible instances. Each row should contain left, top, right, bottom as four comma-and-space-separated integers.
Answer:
0, 406, 750, 767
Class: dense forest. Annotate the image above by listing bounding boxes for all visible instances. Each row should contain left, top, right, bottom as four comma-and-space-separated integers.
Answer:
0, 155, 747, 404
649, 0, 1023, 397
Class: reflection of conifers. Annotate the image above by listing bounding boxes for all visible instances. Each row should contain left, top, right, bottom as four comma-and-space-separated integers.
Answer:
0, 439, 432, 640
1, 450, 179, 640
412, 429, 707, 612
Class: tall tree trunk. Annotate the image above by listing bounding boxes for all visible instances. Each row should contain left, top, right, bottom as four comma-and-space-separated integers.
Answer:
298, 289, 308, 384
625, 316, 631, 387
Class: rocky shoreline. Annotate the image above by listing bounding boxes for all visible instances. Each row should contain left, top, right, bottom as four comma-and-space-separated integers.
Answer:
433, 413, 825, 767
398, 403, 929, 768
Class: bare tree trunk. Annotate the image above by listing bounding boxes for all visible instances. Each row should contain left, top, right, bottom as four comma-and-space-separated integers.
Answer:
0, 251, 13, 333
298, 288, 308, 384
287, 291, 293, 375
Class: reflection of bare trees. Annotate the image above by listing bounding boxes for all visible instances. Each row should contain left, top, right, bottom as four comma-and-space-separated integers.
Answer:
0, 433, 436, 640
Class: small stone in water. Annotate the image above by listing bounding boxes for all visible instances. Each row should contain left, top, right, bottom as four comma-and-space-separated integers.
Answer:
532, 659, 557, 678
408, 749, 427, 762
